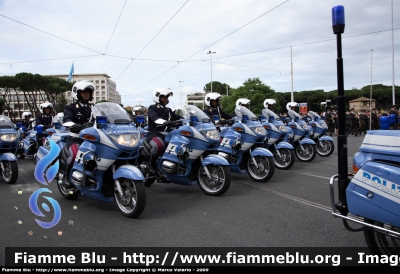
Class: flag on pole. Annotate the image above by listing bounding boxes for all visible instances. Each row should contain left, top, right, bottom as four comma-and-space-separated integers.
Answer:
67, 61, 74, 82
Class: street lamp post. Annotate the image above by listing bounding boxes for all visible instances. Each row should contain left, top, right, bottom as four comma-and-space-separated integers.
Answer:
332, 5, 349, 215
207, 51, 216, 93
179, 81, 184, 110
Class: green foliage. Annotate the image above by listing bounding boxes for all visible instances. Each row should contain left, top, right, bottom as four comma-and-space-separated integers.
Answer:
204, 81, 231, 95
0, 73, 73, 119
221, 78, 276, 116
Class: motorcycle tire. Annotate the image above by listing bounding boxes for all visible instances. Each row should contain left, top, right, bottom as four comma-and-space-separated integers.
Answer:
246, 155, 275, 182
197, 164, 231, 196
2, 161, 18, 184
316, 140, 335, 157
273, 148, 295, 170
363, 218, 400, 261
114, 179, 147, 218
295, 143, 317, 162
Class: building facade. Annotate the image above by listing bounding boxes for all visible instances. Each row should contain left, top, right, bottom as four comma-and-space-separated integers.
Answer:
47, 73, 121, 105
348, 96, 376, 112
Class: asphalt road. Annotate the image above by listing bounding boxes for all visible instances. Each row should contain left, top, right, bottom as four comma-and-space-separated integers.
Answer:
0, 134, 368, 266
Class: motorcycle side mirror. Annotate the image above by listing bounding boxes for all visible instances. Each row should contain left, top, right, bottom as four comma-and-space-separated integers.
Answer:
135, 115, 145, 123
37, 125, 43, 134
258, 115, 265, 121
212, 115, 220, 122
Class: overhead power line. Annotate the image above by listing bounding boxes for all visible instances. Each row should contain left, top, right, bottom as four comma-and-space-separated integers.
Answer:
103, 0, 128, 54
115, 0, 190, 81
121, 0, 290, 96
0, 14, 103, 54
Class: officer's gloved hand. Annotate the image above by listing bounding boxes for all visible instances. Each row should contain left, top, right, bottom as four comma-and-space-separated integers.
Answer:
70, 123, 82, 130
163, 120, 175, 126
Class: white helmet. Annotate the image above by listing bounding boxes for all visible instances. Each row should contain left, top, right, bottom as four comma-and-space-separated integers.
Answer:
72, 80, 95, 101
286, 102, 298, 111
21, 111, 32, 120
153, 88, 173, 104
236, 98, 251, 108
40, 101, 53, 114
205, 92, 222, 107
263, 99, 276, 109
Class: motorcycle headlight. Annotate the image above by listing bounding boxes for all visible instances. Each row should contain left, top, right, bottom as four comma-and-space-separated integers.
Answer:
0, 134, 17, 142
252, 126, 266, 135
109, 134, 139, 147
279, 125, 288, 132
201, 129, 220, 140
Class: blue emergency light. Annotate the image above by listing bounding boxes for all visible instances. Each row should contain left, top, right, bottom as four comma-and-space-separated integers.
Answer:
190, 116, 199, 122
96, 116, 107, 125
136, 115, 145, 123
37, 125, 43, 134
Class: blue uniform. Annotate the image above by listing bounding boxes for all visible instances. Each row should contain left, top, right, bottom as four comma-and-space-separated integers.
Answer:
63, 103, 93, 124
35, 114, 53, 128
203, 106, 232, 121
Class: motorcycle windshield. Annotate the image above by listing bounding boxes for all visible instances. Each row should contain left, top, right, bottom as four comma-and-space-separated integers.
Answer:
92, 102, 132, 124
235, 106, 258, 120
308, 111, 321, 120
182, 105, 210, 121
0, 115, 15, 129
262, 109, 281, 120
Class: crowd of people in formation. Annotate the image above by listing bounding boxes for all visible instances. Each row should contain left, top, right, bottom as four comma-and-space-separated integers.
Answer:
277, 104, 400, 137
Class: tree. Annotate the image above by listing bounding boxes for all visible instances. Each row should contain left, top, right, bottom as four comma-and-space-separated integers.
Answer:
204, 81, 231, 95
221, 77, 276, 116
0, 98, 5, 115
0, 73, 73, 120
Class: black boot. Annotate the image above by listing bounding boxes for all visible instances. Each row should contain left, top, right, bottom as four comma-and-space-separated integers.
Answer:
149, 156, 158, 174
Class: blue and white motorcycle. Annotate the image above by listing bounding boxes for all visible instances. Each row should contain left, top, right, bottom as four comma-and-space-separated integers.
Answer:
215, 106, 275, 182
307, 111, 335, 157
136, 105, 231, 196
0, 115, 20, 184
35, 102, 147, 218
285, 110, 317, 162
259, 109, 295, 170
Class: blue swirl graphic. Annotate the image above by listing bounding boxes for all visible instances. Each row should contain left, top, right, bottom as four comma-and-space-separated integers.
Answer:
29, 188, 62, 229
34, 138, 60, 185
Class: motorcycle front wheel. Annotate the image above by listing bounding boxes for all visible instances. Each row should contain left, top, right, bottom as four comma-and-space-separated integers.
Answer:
316, 140, 334, 157
197, 164, 231, 196
364, 219, 400, 260
273, 148, 295, 170
114, 179, 147, 218
246, 155, 275, 182
2, 161, 18, 184
295, 143, 317, 162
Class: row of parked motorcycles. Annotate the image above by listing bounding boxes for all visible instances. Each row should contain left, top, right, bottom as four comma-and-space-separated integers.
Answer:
1, 102, 334, 218
1, 99, 398, 258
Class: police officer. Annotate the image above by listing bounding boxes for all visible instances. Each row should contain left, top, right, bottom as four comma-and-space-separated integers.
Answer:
345, 110, 351, 135
35, 102, 54, 146
62, 80, 94, 187
347, 108, 358, 136
371, 108, 378, 130
146, 88, 182, 172
358, 110, 369, 135
389, 104, 399, 129
325, 108, 334, 136
203, 92, 232, 122
21, 112, 33, 131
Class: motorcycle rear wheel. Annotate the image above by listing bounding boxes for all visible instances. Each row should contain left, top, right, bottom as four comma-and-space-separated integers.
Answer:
364, 219, 400, 260
197, 164, 231, 196
316, 140, 334, 157
114, 179, 146, 218
2, 161, 18, 184
246, 155, 275, 182
295, 144, 317, 162
273, 148, 295, 170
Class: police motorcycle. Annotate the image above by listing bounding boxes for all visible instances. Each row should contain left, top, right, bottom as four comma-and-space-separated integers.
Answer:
0, 115, 20, 184
259, 106, 295, 170
307, 111, 335, 157
285, 102, 317, 162
214, 106, 275, 182
135, 105, 231, 196
330, 5, 400, 259
35, 102, 147, 218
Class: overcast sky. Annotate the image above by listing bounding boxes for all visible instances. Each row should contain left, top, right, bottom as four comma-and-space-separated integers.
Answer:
1, 0, 399, 108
